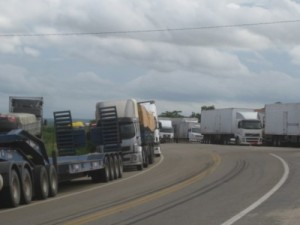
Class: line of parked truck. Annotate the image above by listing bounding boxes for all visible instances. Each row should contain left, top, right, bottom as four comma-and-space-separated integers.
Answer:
200, 103, 300, 147
157, 102, 300, 147
158, 118, 203, 143
1, 96, 300, 208
0, 97, 161, 208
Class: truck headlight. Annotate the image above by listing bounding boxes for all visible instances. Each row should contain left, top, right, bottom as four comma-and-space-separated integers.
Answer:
0, 174, 3, 191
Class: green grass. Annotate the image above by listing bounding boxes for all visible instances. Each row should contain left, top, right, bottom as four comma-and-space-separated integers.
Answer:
41, 126, 96, 156
42, 126, 56, 155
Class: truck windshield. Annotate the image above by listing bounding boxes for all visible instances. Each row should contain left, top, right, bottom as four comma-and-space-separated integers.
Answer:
240, 120, 262, 129
191, 128, 201, 133
120, 122, 136, 139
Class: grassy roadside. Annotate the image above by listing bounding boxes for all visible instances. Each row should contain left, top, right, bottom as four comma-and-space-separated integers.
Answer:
41, 126, 95, 156
41, 126, 56, 155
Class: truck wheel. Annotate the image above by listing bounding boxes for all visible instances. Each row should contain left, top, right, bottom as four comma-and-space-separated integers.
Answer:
108, 156, 115, 181
149, 147, 154, 164
98, 156, 110, 182
235, 137, 241, 145
113, 155, 119, 179
48, 165, 58, 197
8, 169, 21, 207
21, 168, 32, 204
137, 164, 143, 171
118, 155, 123, 178
143, 150, 149, 168
34, 166, 49, 200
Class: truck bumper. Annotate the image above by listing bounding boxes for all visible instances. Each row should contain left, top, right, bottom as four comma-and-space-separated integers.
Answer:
241, 138, 263, 145
122, 153, 143, 167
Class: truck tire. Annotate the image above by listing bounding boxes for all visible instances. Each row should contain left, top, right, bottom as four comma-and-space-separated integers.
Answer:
21, 167, 32, 204
118, 155, 123, 178
112, 155, 119, 180
97, 156, 110, 183
34, 166, 49, 200
47, 165, 58, 197
108, 156, 115, 181
149, 147, 154, 164
137, 164, 143, 171
235, 137, 241, 145
143, 148, 149, 168
5, 169, 21, 207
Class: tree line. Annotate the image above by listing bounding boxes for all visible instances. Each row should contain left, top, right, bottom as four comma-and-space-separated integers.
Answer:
158, 105, 215, 122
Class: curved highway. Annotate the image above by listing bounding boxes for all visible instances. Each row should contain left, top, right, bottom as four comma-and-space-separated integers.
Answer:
1, 143, 299, 225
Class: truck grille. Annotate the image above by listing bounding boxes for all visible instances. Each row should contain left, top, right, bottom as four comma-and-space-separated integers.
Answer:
121, 146, 131, 152
245, 133, 260, 137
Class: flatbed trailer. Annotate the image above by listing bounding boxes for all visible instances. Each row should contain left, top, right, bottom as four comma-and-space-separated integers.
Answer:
0, 129, 122, 208
0, 107, 123, 208
55, 152, 122, 183
53, 109, 123, 183
0, 129, 58, 207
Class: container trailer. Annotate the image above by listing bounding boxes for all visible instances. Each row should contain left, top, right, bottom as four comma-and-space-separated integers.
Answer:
171, 118, 203, 142
200, 108, 263, 145
264, 103, 300, 146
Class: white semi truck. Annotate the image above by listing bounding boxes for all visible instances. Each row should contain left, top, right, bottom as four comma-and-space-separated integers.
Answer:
200, 108, 263, 145
0, 96, 43, 137
264, 103, 300, 146
158, 119, 174, 143
96, 99, 156, 170
171, 118, 203, 142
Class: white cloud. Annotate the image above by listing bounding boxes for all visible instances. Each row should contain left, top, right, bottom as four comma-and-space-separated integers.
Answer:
290, 46, 300, 65
1, 0, 300, 118
0, 15, 11, 28
23, 47, 40, 57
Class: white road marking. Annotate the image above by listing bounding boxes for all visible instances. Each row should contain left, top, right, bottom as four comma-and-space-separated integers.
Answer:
0, 154, 164, 214
220, 153, 289, 225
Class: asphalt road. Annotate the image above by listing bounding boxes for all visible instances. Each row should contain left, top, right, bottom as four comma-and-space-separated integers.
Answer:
1, 143, 300, 225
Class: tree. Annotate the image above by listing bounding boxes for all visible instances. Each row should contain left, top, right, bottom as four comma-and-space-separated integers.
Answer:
159, 110, 184, 118
189, 112, 201, 122
201, 105, 215, 111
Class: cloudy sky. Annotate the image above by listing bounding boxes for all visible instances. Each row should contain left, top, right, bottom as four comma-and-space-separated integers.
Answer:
1, 0, 300, 119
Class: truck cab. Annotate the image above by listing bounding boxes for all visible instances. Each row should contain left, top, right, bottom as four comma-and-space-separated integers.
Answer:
188, 124, 203, 142
159, 119, 174, 143
96, 99, 156, 171
118, 117, 144, 168
234, 112, 263, 145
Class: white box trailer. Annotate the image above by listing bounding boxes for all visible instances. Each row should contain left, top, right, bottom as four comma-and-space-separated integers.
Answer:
171, 118, 203, 142
264, 103, 300, 146
200, 108, 263, 145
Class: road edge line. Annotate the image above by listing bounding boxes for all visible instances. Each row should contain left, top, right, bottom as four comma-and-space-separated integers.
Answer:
220, 153, 289, 225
